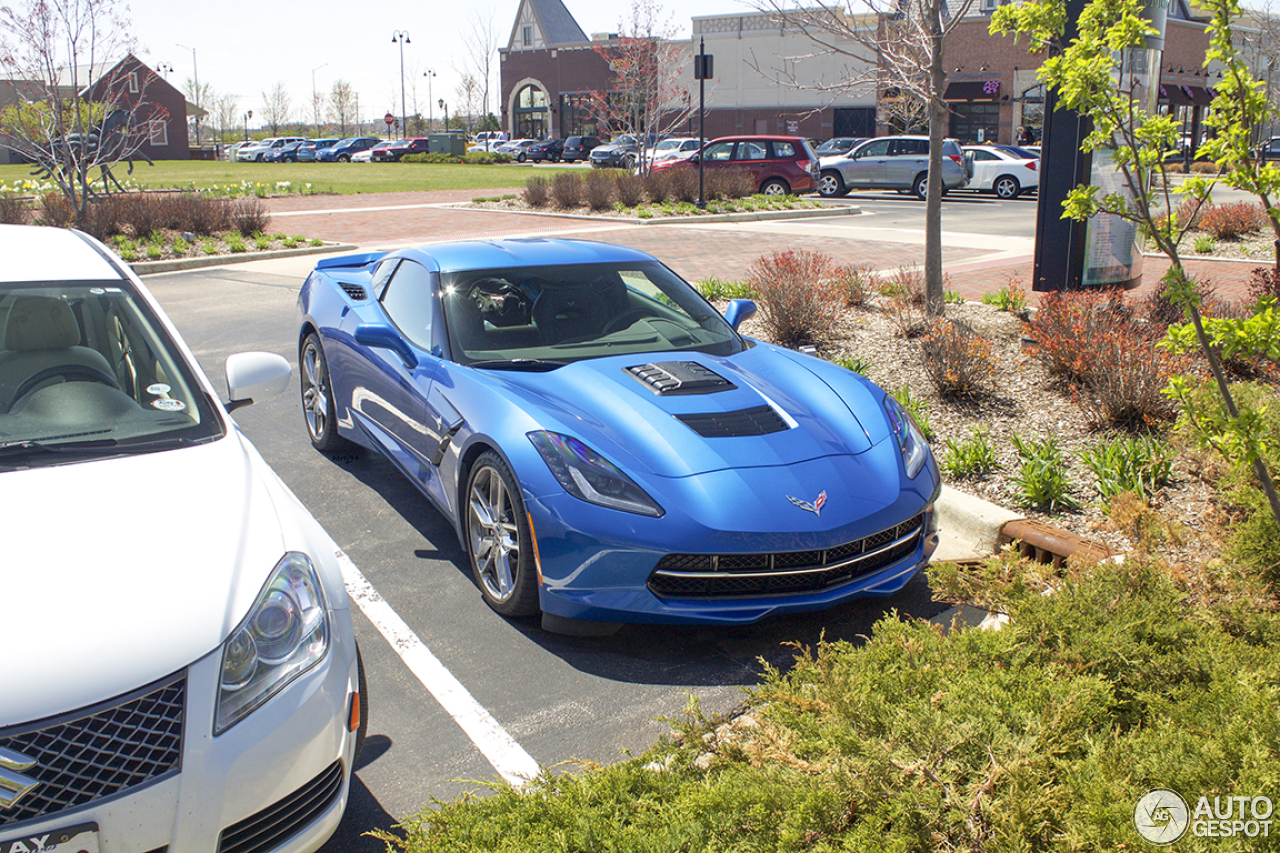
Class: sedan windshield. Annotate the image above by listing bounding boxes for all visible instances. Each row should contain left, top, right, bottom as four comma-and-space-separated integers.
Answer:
441, 261, 746, 367
0, 280, 222, 464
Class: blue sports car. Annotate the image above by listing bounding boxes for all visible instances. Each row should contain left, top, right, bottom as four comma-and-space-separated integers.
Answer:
296, 239, 940, 633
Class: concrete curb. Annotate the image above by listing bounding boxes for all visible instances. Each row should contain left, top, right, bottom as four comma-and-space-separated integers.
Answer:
447, 202, 862, 226
130, 242, 359, 276
933, 484, 1022, 563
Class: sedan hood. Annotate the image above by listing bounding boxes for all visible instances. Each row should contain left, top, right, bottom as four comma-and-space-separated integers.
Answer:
485, 347, 883, 479
1, 434, 286, 724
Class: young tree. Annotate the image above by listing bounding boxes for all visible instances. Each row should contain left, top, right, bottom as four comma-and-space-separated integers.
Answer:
993, 0, 1280, 528
260, 82, 291, 136
328, 80, 356, 137
455, 73, 483, 135
462, 10, 500, 118
752, 0, 978, 313
0, 0, 161, 227
588, 0, 694, 173
184, 78, 213, 144
214, 92, 240, 144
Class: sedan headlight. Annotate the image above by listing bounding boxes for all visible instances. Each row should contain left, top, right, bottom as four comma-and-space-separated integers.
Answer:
215, 552, 329, 734
529, 431, 664, 517
883, 395, 930, 479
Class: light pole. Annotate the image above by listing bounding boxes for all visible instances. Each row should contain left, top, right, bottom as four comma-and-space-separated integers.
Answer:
439, 98, 448, 133
392, 30, 410, 134
312, 63, 327, 134
424, 70, 435, 132
243, 110, 252, 142
157, 62, 173, 80
177, 43, 200, 144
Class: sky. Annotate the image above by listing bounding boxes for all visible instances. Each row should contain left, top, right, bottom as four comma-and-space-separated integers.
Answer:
121, 0, 754, 134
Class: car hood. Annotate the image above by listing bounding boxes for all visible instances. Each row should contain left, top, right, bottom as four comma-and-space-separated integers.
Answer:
481, 347, 885, 480
1, 433, 288, 724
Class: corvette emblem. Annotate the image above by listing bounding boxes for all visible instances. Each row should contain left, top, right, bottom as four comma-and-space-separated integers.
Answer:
0, 746, 39, 810
787, 490, 827, 517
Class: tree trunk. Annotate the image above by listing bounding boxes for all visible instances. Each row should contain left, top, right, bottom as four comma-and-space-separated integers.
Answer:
924, 0, 947, 316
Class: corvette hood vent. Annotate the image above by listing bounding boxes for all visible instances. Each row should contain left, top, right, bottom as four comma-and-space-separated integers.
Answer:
626, 361, 736, 395
676, 404, 789, 438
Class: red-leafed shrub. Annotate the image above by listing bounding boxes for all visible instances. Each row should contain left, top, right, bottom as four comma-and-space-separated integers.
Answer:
1197, 201, 1267, 240
920, 319, 995, 398
746, 249, 845, 347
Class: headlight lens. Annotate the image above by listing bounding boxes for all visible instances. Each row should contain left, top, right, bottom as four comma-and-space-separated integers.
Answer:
529, 431, 664, 517
215, 552, 329, 734
883, 395, 930, 479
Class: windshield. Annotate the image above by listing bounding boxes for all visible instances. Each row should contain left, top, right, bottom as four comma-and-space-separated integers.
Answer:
441, 261, 746, 367
0, 280, 222, 465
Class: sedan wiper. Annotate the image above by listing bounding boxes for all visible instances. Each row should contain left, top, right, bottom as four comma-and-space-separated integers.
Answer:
468, 358, 566, 372
0, 435, 199, 459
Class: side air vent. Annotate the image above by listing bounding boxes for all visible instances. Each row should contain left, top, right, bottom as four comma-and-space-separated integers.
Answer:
339, 282, 367, 301
676, 404, 788, 438
626, 361, 736, 395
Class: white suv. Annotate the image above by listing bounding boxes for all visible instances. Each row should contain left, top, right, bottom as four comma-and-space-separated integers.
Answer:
236, 136, 305, 162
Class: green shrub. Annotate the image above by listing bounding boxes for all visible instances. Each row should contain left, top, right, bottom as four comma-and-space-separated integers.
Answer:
254, 234, 271, 250
1078, 433, 1174, 505
834, 264, 876, 307
696, 277, 755, 301
1010, 432, 1080, 511
942, 426, 998, 479
981, 283, 1029, 314
171, 235, 189, 255
834, 354, 874, 376
1194, 234, 1216, 254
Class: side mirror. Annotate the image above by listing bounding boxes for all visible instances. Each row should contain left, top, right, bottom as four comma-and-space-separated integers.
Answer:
355, 322, 419, 369
226, 351, 291, 412
723, 299, 758, 331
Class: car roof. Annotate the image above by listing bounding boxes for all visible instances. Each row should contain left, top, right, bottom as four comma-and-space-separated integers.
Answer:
392, 237, 660, 274
0, 225, 122, 282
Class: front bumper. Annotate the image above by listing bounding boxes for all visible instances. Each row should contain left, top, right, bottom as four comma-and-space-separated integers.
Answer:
0, 614, 358, 853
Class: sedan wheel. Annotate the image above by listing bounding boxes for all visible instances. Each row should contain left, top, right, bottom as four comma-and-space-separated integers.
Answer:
761, 178, 790, 196
994, 175, 1021, 200
466, 452, 539, 617
517, 152, 527, 162
817, 171, 847, 198
301, 333, 352, 453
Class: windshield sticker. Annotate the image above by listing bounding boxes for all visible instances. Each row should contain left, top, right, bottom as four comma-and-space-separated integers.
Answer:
152, 398, 186, 412
90, 288, 106, 295
147, 383, 171, 396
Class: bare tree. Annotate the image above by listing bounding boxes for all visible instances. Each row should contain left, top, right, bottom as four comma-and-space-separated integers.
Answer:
588, 0, 695, 172
750, 0, 979, 313
260, 82, 291, 136
455, 73, 483, 134
328, 79, 356, 136
462, 10, 500, 118
214, 92, 240, 144
0, 0, 162, 226
184, 78, 213, 144
311, 89, 327, 134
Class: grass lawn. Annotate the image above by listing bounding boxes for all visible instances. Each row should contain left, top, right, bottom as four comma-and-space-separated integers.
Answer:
0, 160, 575, 195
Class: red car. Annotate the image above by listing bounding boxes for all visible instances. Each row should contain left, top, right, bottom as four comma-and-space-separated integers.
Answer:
651, 135, 820, 195
371, 137, 431, 162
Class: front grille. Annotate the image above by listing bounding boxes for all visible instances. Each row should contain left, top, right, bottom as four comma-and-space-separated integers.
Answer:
648, 514, 924, 599
218, 761, 344, 853
0, 673, 184, 828
676, 405, 788, 438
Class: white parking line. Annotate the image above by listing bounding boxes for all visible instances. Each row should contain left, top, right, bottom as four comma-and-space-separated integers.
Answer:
336, 550, 541, 787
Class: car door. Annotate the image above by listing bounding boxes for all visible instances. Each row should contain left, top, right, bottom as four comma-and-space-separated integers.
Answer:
842, 138, 890, 188
966, 148, 1000, 190
731, 138, 770, 187
886, 138, 928, 188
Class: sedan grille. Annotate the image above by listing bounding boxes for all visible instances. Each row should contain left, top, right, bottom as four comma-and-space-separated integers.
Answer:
648, 514, 924, 599
0, 674, 184, 828
217, 761, 344, 853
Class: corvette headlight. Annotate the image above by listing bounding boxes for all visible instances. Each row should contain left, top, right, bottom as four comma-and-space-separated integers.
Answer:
215, 552, 329, 734
883, 395, 930, 479
529, 431, 664, 517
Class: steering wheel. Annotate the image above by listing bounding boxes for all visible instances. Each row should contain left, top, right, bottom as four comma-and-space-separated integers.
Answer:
468, 278, 534, 326
602, 309, 653, 335
9, 364, 122, 412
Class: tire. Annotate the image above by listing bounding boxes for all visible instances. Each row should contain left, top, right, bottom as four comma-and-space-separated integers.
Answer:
623, 155, 637, 170
255, 153, 265, 162
994, 175, 1021, 200
817, 170, 847, 198
353, 643, 369, 766
912, 173, 929, 201
300, 333, 352, 453
761, 178, 790, 196
465, 451, 539, 617
338, 154, 351, 162
517, 152, 527, 162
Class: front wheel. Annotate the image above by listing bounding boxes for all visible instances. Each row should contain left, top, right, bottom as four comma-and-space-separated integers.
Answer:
912, 173, 929, 201
817, 171, 847, 198
994, 175, 1021, 200
338, 154, 351, 162
761, 178, 790, 196
300, 333, 353, 453
517, 152, 527, 162
465, 452, 539, 617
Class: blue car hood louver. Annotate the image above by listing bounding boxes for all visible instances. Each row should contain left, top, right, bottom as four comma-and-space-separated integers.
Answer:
627, 361, 736, 395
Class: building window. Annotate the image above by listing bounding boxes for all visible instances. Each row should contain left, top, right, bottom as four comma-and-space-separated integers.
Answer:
522, 25, 532, 46
559, 93, 598, 137
514, 83, 549, 139
128, 72, 138, 93
948, 102, 1000, 144
149, 118, 168, 146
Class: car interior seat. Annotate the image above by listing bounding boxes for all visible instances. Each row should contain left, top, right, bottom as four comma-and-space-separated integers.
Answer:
0, 294, 117, 413
531, 275, 628, 345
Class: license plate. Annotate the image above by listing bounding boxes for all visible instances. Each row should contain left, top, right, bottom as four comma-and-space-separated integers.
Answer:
0, 823, 99, 853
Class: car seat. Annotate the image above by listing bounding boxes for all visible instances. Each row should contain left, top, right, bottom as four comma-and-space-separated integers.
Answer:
531, 275, 627, 345
0, 295, 116, 413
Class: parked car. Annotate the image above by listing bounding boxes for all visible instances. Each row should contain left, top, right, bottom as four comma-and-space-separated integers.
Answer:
527, 138, 565, 162
815, 137, 866, 156
471, 131, 510, 151
962, 145, 1040, 199
651, 135, 820, 195
647, 137, 702, 164
316, 137, 383, 162
351, 147, 376, 162
224, 140, 254, 162
590, 134, 663, 169
371, 137, 430, 162
495, 139, 538, 161
236, 136, 305, 162
297, 138, 341, 162
816, 135, 969, 199
0, 223, 364, 852
264, 140, 306, 162
561, 135, 601, 162
297, 238, 939, 633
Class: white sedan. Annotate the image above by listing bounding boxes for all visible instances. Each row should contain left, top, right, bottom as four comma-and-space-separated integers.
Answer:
646, 137, 702, 164
962, 145, 1040, 199
0, 224, 363, 853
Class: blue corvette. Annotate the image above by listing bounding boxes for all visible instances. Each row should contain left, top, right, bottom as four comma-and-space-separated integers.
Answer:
297, 239, 940, 633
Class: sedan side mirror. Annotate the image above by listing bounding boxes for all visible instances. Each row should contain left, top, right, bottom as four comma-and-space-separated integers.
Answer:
226, 351, 291, 412
723, 298, 758, 331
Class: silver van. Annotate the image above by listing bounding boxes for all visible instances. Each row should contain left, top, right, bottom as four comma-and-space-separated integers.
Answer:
817, 135, 969, 199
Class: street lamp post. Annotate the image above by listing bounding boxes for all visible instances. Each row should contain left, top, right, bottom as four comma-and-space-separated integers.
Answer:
312, 63, 328, 134
424, 70, 435, 132
177, 43, 200, 144
392, 31, 410, 134
157, 62, 173, 80
439, 99, 448, 133
243, 110, 252, 142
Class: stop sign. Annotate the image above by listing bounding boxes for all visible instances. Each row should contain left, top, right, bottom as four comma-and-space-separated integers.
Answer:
384, 112, 394, 127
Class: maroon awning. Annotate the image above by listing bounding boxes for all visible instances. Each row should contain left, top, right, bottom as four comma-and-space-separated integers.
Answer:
945, 80, 1000, 100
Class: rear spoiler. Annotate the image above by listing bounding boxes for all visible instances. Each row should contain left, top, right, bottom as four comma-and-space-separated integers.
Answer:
315, 251, 388, 271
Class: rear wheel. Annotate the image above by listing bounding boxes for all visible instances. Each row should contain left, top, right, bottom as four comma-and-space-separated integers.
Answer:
338, 154, 351, 162
623, 155, 637, 170
761, 178, 790, 196
994, 175, 1021, 199
465, 452, 539, 617
517, 151, 527, 162
912, 173, 929, 201
817, 171, 847, 198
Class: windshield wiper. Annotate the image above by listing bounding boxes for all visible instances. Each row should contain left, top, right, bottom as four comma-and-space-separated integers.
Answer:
0, 435, 199, 459
468, 358, 566, 372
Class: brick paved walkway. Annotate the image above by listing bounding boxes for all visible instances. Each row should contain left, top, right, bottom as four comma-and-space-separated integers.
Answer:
263, 190, 1262, 303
